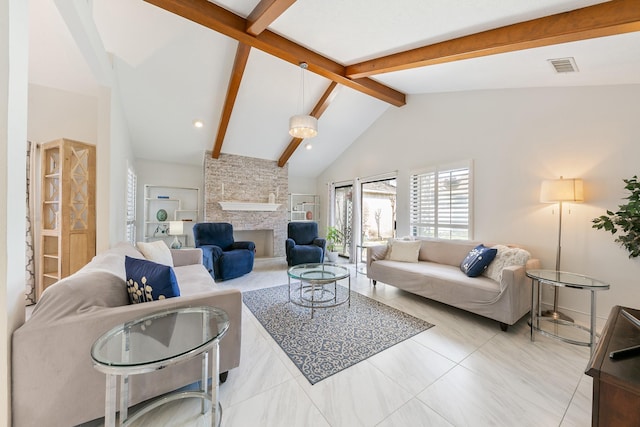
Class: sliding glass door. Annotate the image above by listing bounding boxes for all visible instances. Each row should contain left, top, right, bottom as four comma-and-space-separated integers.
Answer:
361, 178, 396, 246
333, 185, 353, 257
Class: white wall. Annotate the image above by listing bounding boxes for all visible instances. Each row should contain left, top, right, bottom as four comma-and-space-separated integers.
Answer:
318, 85, 640, 324
27, 84, 98, 143
288, 174, 316, 194
1, 1, 28, 425
102, 88, 136, 249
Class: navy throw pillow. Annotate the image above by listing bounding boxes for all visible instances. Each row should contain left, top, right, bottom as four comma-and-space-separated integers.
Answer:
460, 244, 498, 277
125, 256, 180, 304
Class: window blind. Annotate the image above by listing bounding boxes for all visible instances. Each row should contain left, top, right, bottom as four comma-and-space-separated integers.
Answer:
126, 167, 137, 245
410, 163, 471, 240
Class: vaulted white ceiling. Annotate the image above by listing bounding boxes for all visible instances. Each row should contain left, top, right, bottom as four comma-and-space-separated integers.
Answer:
28, 0, 640, 177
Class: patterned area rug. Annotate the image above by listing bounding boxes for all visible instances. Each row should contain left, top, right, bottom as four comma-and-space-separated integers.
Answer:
242, 284, 434, 384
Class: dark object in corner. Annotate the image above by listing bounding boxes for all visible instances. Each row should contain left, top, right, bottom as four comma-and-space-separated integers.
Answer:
586, 305, 640, 426
219, 371, 228, 384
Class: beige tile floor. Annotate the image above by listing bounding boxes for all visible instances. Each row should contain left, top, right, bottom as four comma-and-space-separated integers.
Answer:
85, 257, 593, 427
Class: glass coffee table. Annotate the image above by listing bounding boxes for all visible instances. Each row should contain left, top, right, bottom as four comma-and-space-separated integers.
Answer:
91, 306, 229, 427
527, 269, 609, 355
287, 263, 351, 318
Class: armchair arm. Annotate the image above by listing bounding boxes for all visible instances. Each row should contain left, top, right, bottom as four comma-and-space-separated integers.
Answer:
199, 245, 224, 274
312, 238, 326, 250
231, 241, 256, 251
285, 238, 295, 258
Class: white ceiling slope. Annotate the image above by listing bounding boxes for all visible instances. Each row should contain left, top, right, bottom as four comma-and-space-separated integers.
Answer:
28, 0, 640, 177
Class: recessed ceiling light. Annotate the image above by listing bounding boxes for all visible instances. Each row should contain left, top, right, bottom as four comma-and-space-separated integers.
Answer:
305, 143, 312, 150
193, 120, 204, 128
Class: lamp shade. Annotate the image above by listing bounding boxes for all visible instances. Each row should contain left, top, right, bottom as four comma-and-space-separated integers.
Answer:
168, 221, 184, 236
289, 114, 318, 139
540, 178, 584, 203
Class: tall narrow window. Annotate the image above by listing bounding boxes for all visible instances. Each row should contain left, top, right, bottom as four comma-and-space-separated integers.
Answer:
333, 185, 353, 257
410, 162, 472, 240
126, 167, 137, 245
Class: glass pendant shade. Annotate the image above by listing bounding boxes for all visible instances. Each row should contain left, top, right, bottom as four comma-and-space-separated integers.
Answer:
289, 114, 318, 138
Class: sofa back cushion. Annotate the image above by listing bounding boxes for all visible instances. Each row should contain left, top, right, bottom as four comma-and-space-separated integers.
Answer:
31, 270, 129, 322
386, 239, 422, 262
418, 238, 478, 267
30, 242, 147, 322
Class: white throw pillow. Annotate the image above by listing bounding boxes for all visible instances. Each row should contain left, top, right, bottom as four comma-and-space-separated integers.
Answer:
483, 245, 530, 283
136, 240, 174, 267
386, 239, 422, 263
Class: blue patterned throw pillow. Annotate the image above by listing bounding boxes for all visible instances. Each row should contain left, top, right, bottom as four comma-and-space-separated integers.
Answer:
460, 244, 498, 277
125, 256, 180, 304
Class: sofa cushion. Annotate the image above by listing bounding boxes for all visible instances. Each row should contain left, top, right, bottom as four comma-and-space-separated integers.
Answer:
370, 260, 501, 302
386, 239, 422, 262
460, 244, 498, 277
136, 240, 174, 267
418, 238, 478, 267
125, 256, 180, 304
483, 245, 531, 283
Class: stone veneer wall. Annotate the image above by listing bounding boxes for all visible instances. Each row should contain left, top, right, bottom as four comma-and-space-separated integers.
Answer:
203, 152, 289, 257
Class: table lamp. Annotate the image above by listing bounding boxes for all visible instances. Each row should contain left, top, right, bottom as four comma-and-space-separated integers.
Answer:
168, 221, 184, 249
540, 176, 584, 321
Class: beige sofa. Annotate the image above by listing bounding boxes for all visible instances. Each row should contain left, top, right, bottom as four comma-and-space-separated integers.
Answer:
12, 242, 242, 427
367, 238, 540, 330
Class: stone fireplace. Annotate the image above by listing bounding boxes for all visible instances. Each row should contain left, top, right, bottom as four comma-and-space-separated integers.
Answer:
203, 153, 288, 258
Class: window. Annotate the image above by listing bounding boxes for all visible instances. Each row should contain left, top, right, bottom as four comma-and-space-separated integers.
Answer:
410, 161, 472, 240
126, 167, 137, 245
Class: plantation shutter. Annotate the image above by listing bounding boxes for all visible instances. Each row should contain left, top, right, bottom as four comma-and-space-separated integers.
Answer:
410, 170, 436, 237
126, 167, 137, 245
410, 162, 472, 240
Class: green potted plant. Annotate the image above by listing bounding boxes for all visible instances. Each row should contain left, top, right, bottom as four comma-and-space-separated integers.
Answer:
325, 226, 344, 262
592, 175, 640, 258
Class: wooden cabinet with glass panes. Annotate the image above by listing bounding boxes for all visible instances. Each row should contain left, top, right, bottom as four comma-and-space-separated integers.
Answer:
38, 138, 96, 300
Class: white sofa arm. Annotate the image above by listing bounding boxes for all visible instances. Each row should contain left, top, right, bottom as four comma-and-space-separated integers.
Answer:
367, 244, 388, 266
171, 248, 203, 266
499, 258, 541, 291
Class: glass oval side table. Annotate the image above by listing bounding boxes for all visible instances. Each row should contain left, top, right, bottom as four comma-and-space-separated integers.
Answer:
91, 306, 229, 427
527, 269, 609, 355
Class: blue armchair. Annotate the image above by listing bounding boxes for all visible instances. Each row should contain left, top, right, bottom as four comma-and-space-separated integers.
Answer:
286, 222, 326, 266
193, 222, 255, 281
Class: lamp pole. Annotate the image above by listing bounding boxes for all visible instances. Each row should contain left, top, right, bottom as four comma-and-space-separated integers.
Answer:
542, 199, 574, 322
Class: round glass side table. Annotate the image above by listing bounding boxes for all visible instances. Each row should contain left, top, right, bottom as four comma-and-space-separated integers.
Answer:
91, 306, 229, 427
287, 263, 351, 318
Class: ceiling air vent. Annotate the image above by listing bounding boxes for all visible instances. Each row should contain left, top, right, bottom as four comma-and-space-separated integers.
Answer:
548, 57, 579, 73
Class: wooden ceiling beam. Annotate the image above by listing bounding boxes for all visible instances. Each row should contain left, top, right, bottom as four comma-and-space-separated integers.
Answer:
346, 0, 640, 79
143, 0, 406, 107
246, 0, 297, 36
278, 81, 339, 167
211, 42, 251, 159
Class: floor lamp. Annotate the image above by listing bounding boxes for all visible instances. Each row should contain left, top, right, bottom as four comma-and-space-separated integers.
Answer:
540, 177, 584, 322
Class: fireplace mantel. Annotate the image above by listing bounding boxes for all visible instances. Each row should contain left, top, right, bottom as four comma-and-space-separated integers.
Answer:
218, 201, 282, 212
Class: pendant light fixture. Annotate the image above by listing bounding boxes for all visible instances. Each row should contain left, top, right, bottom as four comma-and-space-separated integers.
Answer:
289, 62, 318, 139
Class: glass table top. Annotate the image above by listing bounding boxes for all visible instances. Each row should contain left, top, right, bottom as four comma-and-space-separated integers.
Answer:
288, 263, 350, 282
526, 269, 610, 290
91, 306, 229, 368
